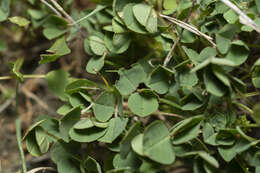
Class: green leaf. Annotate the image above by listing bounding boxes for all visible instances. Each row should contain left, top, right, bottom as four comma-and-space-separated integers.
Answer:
46, 69, 69, 101
143, 121, 175, 164
43, 27, 68, 40
122, 3, 147, 34
113, 152, 141, 170
131, 133, 144, 156
256, 0, 260, 13
252, 58, 260, 88
73, 118, 94, 130
86, 55, 105, 74
89, 35, 107, 56
128, 91, 159, 117
59, 106, 81, 142
65, 79, 100, 95
40, 37, 71, 64
170, 115, 204, 136
146, 66, 171, 94
69, 127, 107, 142
225, 40, 249, 66
173, 122, 201, 145
26, 132, 42, 157
199, 47, 217, 62
115, 63, 146, 95
204, 68, 227, 97
163, 0, 177, 14
253, 104, 260, 125
198, 152, 219, 168
216, 24, 238, 54
178, 70, 198, 88
113, 0, 141, 13
223, 9, 238, 24
8, 58, 24, 82
51, 141, 80, 173
35, 126, 50, 153
93, 92, 116, 122
9, 16, 30, 27
181, 101, 203, 111
212, 65, 231, 87
0, 0, 10, 22
120, 122, 142, 159
98, 117, 128, 143
132, 3, 157, 33
182, 46, 200, 65
104, 33, 131, 54
83, 156, 102, 173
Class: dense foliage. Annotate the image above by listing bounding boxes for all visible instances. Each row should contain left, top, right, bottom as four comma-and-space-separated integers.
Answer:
2, 0, 260, 172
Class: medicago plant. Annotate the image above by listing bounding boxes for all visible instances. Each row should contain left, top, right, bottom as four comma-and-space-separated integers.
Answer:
2, 0, 260, 172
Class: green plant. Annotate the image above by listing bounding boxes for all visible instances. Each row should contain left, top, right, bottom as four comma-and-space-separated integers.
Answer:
1, 0, 260, 172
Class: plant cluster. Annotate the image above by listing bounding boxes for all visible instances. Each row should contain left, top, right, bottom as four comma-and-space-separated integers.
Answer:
1, 0, 260, 172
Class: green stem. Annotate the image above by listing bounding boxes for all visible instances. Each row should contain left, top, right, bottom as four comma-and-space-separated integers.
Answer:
233, 102, 253, 114
15, 82, 27, 173
0, 74, 46, 81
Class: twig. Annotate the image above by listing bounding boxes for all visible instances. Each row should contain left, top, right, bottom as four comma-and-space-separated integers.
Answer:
47, 0, 87, 37
160, 14, 216, 48
81, 103, 94, 114
220, 0, 260, 33
21, 87, 57, 116
163, 0, 200, 67
40, 0, 61, 17
156, 111, 184, 119
0, 94, 15, 114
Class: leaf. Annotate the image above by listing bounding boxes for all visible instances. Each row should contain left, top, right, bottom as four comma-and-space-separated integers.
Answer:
131, 134, 144, 156
69, 127, 107, 142
223, 9, 238, 24
256, 0, 260, 13
170, 115, 204, 136
122, 3, 147, 34
73, 118, 94, 130
98, 117, 128, 143
115, 63, 146, 95
120, 122, 142, 159
132, 3, 157, 33
89, 35, 107, 56
9, 16, 30, 27
143, 121, 175, 164
86, 55, 105, 74
0, 0, 10, 22
212, 65, 231, 87
252, 58, 260, 88
128, 91, 159, 117
51, 141, 80, 173
59, 106, 81, 142
199, 47, 217, 62
113, 152, 141, 170
146, 66, 171, 94
182, 101, 203, 111
40, 37, 71, 64
35, 126, 50, 153
178, 70, 198, 88
163, 0, 177, 14
42, 15, 68, 40
204, 68, 227, 97
83, 156, 102, 173
65, 79, 100, 94
182, 46, 200, 65
26, 132, 42, 157
104, 33, 131, 54
93, 92, 116, 122
46, 69, 69, 101
172, 122, 201, 145
198, 152, 219, 168
253, 104, 260, 125
8, 58, 24, 82
225, 40, 249, 66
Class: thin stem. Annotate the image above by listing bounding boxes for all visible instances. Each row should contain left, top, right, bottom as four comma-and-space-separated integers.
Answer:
0, 74, 46, 81
40, 0, 62, 17
15, 81, 27, 173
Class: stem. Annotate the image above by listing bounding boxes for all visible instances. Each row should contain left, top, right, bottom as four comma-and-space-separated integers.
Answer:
15, 82, 27, 173
0, 74, 46, 81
